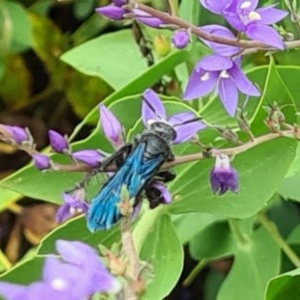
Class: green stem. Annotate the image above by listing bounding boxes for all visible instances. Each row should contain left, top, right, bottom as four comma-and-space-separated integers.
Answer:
228, 218, 248, 246
257, 211, 300, 268
0, 249, 11, 270
182, 259, 208, 287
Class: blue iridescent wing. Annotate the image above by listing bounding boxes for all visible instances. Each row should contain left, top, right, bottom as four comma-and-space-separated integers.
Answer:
87, 142, 164, 231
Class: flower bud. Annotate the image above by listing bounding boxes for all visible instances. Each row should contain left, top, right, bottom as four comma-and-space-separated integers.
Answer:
96, 5, 126, 20
99, 104, 123, 149
172, 30, 190, 49
48, 130, 69, 153
3, 125, 29, 144
32, 154, 51, 170
72, 150, 103, 167
133, 9, 165, 28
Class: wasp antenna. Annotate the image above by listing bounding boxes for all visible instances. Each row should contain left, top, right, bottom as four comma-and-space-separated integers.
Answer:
173, 117, 202, 127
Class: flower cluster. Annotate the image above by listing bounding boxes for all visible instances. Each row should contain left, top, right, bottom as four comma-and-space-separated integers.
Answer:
96, 1, 288, 117
0, 240, 119, 300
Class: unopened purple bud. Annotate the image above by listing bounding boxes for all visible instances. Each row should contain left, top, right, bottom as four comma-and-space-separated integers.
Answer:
112, 0, 127, 6
99, 104, 123, 148
72, 150, 103, 167
32, 154, 51, 170
210, 154, 238, 195
48, 130, 69, 153
95, 5, 126, 20
172, 30, 190, 49
152, 182, 171, 204
133, 9, 165, 28
5, 125, 29, 144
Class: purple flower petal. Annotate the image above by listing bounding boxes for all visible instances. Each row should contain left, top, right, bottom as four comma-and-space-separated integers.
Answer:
169, 112, 206, 143
99, 104, 123, 148
199, 25, 240, 56
72, 150, 103, 167
237, 0, 258, 12
183, 64, 218, 100
28, 282, 71, 300
48, 130, 69, 153
256, 5, 288, 24
56, 192, 88, 223
173, 121, 206, 144
151, 182, 172, 204
32, 154, 51, 170
172, 30, 190, 49
0, 282, 27, 300
142, 89, 166, 126
246, 22, 285, 49
199, 55, 233, 71
200, 0, 232, 14
56, 203, 71, 223
229, 64, 261, 96
95, 5, 125, 20
218, 77, 239, 117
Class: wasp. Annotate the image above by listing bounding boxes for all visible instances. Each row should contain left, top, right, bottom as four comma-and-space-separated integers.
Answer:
87, 100, 199, 232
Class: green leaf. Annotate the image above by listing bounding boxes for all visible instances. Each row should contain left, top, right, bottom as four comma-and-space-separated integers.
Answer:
169, 137, 296, 218
37, 216, 120, 255
73, 0, 95, 20
178, 0, 201, 24
173, 212, 222, 244
219, 227, 280, 300
0, 1, 32, 53
61, 30, 148, 90
189, 221, 235, 261
134, 208, 183, 300
0, 187, 21, 212
265, 268, 300, 300
0, 257, 44, 283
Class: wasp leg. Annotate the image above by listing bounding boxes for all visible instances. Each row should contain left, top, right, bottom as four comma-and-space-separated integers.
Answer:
67, 144, 133, 193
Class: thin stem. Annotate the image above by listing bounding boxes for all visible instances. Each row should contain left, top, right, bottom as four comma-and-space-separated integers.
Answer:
47, 130, 293, 173
257, 211, 300, 268
132, 2, 300, 51
0, 249, 12, 270
121, 215, 140, 299
228, 218, 248, 246
182, 259, 208, 287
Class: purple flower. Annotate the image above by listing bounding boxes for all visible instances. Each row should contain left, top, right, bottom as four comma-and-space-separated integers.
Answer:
32, 154, 51, 170
3, 125, 29, 144
183, 55, 260, 116
201, 0, 288, 49
72, 149, 103, 167
199, 24, 240, 56
172, 30, 190, 49
48, 130, 69, 153
142, 89, 205, 143
55, 240, 119, 296
99, 104, 124, 149
133, 9, 166, 28
210, 153, 238, 195
0, 240, 119, 300
95, 4, 126, 20
56, 191, 88, 222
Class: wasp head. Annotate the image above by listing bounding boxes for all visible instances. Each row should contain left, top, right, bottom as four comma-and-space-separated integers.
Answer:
148, 120, 176, 142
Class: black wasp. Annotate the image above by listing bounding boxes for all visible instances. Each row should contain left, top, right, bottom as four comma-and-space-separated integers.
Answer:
87, 98, 200, 232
